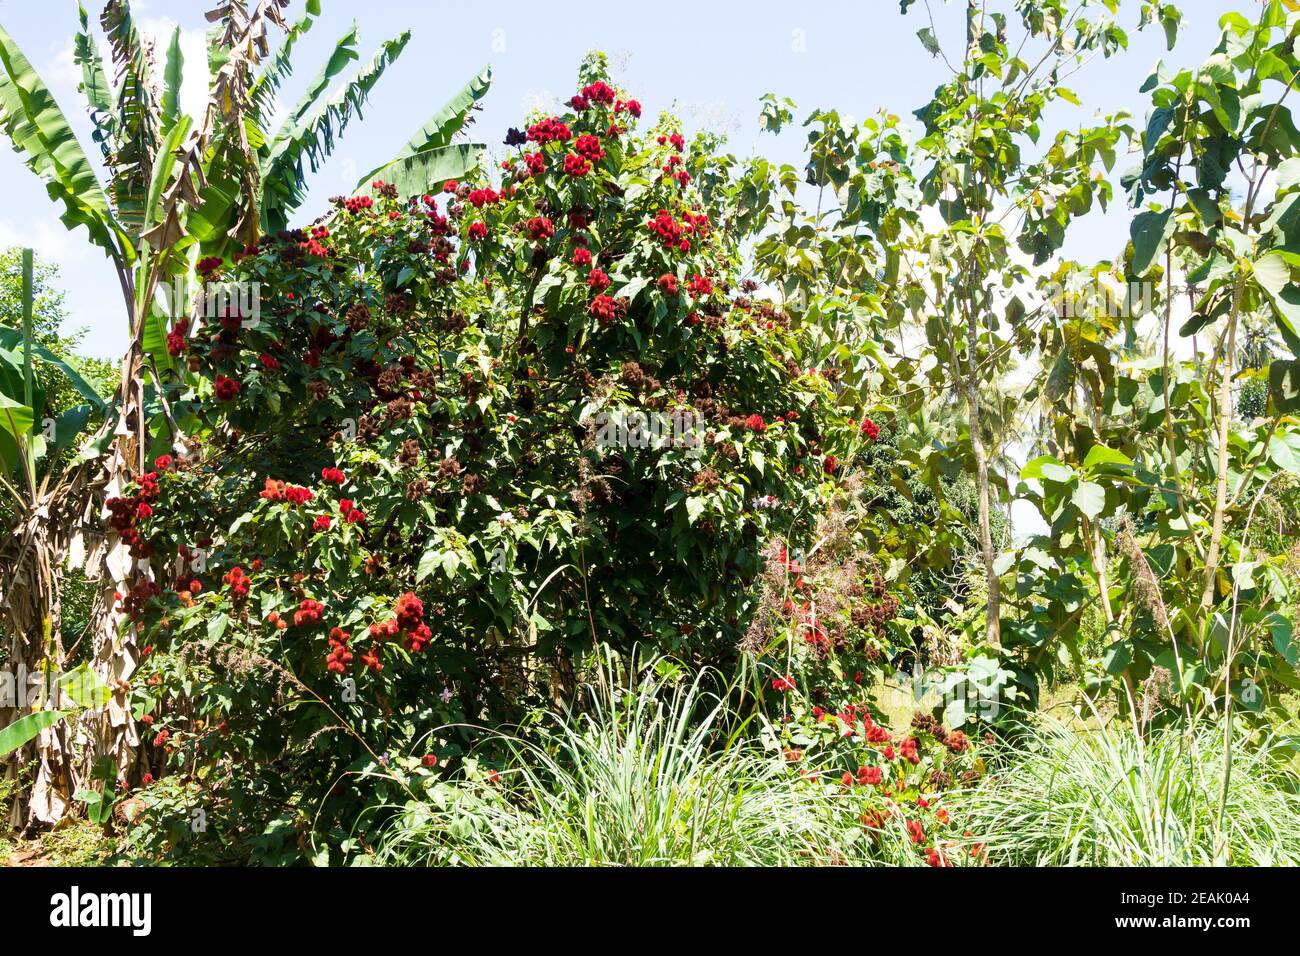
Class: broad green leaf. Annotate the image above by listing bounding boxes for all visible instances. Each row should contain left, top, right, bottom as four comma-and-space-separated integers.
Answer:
1270, 358, 1300, 414
1021, 455, 1074, 483
359, 64, 491, 186
58, 663, 111, 708
1268, 612, 1297, 669
1130, 208, 1173, 275
74, 3, 115, 158
0, 326, 107, 411
0, 710, 67, 757
263, 30, 411, 228
1082, 445, 1133, 471
359, 142, 484, 199
0, 23, 123, 260
161, 25, 184, 130
1073, 480, 1105, 519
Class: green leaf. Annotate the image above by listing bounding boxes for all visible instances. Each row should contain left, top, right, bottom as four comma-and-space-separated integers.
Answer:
359, 65, 491, 185
1269, 358, 1300, 414
161, 25, 184, 130
1021, 455, 1074, 483
1082, 445, 1133, 471
1130, 208, 1173, 275
1253, 253, 1300, 354
263, 29, 411, 229
0, 23, 124, 261
0, 326, 108, 411
58, 663, 111, 708
144, 113, 191, 233
0, 710, 67, 757
74, 3, 115, 159
0, 391, 34, 469
1073, 480, 1105, 519
685, 495, 706, 524
359, 143, 484, 199
1267, 612, 1297, 669
51, 403, 94, 456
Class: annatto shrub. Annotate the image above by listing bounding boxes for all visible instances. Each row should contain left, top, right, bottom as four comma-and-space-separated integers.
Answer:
113, 57, 856, 861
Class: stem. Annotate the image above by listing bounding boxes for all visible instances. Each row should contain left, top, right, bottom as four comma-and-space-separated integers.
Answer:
1198, 280, 1241, 614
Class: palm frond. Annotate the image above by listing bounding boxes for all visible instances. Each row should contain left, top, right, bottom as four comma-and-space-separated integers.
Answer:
0, 23, 125, 265
357, 64, 491, 187
260, 30, 410, 231
100, 0, 163, 238
74, 3, 116, 164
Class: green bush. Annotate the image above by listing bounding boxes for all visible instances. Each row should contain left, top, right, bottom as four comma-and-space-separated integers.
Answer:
118, 59, 851, 863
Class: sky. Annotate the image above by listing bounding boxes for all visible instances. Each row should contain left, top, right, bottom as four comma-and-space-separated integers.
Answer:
0, 0, 1242, 359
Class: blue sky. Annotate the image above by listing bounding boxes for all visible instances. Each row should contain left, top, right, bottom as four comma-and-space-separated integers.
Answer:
0, 0, 1237, 358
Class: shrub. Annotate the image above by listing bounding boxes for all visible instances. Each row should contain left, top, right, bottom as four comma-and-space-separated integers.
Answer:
115, 58, 852, 862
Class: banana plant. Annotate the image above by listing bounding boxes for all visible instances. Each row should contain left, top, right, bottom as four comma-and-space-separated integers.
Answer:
0, 0, 493, 828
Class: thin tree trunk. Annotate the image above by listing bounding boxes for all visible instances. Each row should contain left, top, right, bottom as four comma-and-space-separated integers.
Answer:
1199, 283, 1241, 614
965, 324, 1002, 648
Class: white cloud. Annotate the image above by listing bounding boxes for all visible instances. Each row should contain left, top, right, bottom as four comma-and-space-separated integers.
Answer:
0, 215, 88, 263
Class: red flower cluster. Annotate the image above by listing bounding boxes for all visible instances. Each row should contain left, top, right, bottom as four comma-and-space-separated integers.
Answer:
106, 469, 162, 558
771, 675, 796, 692
327, 626, 353, 673
339, 497, 365, 523
196, 256, 223, 279
860, 418, 881, 440
214, 375, 241, 401
574, 133, 605, 163
646, 208, 686, 249
468, 221, 488, 241
526, 216, 555, 242
396, 592, 432, 652
580, 80, 617, 105
468, 187, 500, 208
745, 414, 767, 433
589, 293, 617, 325
587, 268, 611, 292
313, 515, 332, 532
259, 478, 313, 505
294, 598, 325, 627
563, 153, 592, 177
344, 195, 374, 214
687, 274, 713, 296
320, 467, 346, 485
572, 247, 593, 267
166, 317, 189, 357
526, 116, 572, 144
657, 273, 678, 295
856, 765, 883, 786
223, 566, 250, 601
523, 151, 546, 177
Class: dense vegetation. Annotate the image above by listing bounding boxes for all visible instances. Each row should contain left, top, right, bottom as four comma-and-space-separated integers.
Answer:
2, 0, 1300, 867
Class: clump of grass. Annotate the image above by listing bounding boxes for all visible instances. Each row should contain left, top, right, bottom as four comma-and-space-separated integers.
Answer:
954, 714, 1300, 866
371, 652, 918, 867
